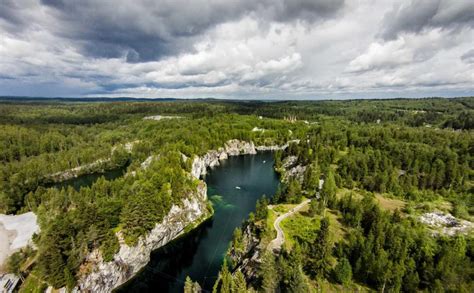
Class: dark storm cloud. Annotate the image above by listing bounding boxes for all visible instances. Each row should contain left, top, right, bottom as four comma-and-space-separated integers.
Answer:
0, 0, 31, 31
380, 0, 474, 40
34, 0, 344, 62
461, 49, 474, 64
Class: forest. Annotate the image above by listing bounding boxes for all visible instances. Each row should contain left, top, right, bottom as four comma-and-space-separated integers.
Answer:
0, 97, 472, 292
211, 97, 473, 292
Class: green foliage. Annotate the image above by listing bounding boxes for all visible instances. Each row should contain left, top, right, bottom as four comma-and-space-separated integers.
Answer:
232, 271, 247, 293
333, 257, 352, 285
306, 217, 331, 279
231, 228, 245, 259
6, 250, 26, 275
277, 179, 303, 204
322, 170, 337, 208
184, 276, 202, 293
278, 245, 310, 293
260, 252, 278, 293
308, 199, 320, 217
1, 97, 472, 290
335, 195, 473, 292
255, 196, 269, 221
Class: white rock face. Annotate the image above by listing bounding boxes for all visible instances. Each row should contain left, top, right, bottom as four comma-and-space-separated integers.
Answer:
75, 183, 208, 293
191, 139, 297, 179
140, 155, 156, 169
191, 140, 257, 178
282, 156, 298, 169
419, 212, 474, 236
48, 159, 111, 182
283, 165, 307, 183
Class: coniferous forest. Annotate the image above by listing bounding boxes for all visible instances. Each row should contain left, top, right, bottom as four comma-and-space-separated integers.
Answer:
0, 97, 472, 292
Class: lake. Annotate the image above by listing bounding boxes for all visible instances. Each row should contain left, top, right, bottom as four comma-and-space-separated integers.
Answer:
117, 152, 280, 292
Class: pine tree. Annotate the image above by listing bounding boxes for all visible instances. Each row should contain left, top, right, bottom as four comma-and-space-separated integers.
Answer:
232, 270, 247, 293
308, 217, 331, 279
333, 257, 352, 285
214, 259, 232, 293
322, 170, 337, 208
260, 252, 278, 293
184, 276, 194, 293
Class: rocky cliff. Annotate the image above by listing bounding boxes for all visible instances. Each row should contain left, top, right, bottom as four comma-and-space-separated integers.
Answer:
191, 139, 296, 178
75, 182, 209, 293
228, 224, 262, 285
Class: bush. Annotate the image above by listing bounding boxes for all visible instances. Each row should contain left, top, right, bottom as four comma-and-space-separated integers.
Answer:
333, 257, 352, 285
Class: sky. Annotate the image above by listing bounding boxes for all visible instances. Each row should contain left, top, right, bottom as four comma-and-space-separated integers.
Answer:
0, 0, 473, 99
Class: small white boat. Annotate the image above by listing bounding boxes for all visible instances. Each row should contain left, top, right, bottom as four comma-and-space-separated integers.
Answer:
263, 160, 266, 163
235, 186, 241, 190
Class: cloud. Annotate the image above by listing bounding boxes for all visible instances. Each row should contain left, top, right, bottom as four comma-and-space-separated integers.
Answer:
380, 0, 474, 40
347, 27, 466, 73
461, 49, 474, 64
0, 0, 472, 99
29, 0, 344, 62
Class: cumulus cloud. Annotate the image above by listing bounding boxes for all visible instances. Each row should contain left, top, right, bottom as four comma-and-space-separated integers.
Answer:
0, 0, 472, 98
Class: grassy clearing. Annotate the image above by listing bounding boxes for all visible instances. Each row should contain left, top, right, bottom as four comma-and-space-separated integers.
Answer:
280, 210, 320, 250
326, 210, 345, 243
375, 194, 406, 212
270, 200, 345, 250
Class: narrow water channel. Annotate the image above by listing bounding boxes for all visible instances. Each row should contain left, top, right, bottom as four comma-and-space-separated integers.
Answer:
117, 152, 280, 292
47, 166, 127, 191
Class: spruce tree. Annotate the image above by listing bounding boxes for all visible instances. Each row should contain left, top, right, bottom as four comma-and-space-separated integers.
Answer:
322, 170, 337, 208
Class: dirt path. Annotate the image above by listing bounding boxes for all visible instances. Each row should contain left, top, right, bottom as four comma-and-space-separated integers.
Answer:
267, 199, 311, 252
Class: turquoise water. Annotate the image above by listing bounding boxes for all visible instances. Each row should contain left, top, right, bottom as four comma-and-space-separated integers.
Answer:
117, 152, 279, 292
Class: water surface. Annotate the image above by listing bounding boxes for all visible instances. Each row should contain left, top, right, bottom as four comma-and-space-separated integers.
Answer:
47, 166, 127, 191
118, 152, 279, 292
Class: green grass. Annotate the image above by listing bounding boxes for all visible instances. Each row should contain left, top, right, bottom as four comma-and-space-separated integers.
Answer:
266, 199, 346, 251
281, 211, 320, 250
375, 194, 406, 212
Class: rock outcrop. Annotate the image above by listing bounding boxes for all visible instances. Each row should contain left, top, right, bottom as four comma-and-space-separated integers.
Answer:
48, 159, 111, 182
419, 211, 474, 236
229, 224, 262, 282
279, 155, 306, 183
75, 182, 209, 292
191, 139, 257, 178
191, 139, 297, 178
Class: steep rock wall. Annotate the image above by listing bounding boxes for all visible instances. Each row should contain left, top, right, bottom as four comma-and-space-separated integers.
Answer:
75, 182, 209, 293
191, 139, 297, 178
